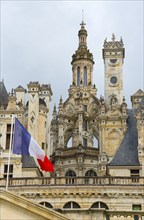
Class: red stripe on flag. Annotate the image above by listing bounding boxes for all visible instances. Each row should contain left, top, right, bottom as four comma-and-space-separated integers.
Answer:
37, 156, 54, 172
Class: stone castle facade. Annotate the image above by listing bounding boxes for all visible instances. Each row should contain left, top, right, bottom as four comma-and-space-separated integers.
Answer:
0, 21, 144, 220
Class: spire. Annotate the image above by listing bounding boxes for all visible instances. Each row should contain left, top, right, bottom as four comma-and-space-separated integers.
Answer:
52, 104, 57, 119
78, 13, 87, 49
53, 104, 57, 113
71, 18, 94, 65
80, 9, 85, 29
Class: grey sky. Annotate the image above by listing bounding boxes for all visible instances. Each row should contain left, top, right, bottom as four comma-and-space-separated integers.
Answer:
1, 1, 144, 111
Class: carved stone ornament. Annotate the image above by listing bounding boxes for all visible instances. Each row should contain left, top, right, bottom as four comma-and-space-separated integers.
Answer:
66, 104, 74, 115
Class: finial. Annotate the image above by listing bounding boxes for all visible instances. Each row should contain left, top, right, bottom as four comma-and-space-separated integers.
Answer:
10, 88, 14, 96
80, 9, 85, 28
82, 9, 84, 23
112, 33, 115, 41
53, 104, 57, 113
123, 96, 125, 102
60, 96, 63, 104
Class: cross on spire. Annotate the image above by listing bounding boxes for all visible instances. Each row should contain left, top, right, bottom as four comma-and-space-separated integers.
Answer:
80, 9, 85, 28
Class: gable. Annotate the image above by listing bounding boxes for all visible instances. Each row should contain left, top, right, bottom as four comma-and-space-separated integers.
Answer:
0, 189, 69, 220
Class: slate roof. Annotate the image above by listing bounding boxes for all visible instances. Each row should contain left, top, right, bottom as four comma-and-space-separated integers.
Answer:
109, 109, 139, 166
0, 81, 8, 107
22, 155, 38, 168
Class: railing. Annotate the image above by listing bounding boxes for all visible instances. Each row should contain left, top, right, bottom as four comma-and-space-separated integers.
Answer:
0, 176, 144, 187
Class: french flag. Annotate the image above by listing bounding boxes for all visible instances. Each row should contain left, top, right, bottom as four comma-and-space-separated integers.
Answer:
13, 118, 54, 172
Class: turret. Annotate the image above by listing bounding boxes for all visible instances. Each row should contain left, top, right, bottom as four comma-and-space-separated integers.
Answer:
15, 85, 26, 107
103, 34, 125, 106
7, 89, 17, 111
27, 81, 40, 140
71, 21, 94, 88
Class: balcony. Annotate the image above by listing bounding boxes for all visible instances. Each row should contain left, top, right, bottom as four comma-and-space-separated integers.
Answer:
0, 176, 144, 187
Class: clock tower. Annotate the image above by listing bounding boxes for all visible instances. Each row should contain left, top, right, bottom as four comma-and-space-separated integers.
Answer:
103, 34, 125, 106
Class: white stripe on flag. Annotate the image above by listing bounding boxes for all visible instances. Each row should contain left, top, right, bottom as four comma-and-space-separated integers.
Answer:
28, 137, 45, 161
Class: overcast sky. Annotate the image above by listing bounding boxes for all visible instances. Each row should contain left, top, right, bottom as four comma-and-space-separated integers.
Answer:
1, 1, 144, 111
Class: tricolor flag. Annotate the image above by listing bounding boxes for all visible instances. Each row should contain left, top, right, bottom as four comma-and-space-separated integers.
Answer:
13, 118, 54, 172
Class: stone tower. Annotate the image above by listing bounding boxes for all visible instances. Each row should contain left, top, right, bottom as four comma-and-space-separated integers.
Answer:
27, 82, 52, 154
51, 22, 129, 177
103, 34, 125, 106
51, 21, 101, 177
27, 82, 40, 140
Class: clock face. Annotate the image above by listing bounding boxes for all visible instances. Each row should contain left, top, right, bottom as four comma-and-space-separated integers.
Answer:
110, 76, 117, 84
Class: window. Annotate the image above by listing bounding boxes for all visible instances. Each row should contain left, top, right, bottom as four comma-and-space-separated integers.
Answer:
84, 66, 87, 86
132, 204, 141, 211
91, 201, 109, 210
83, 105, 87, 112
4, 164, 13, 178
77, 67, 80, 86
39, 202, 53, 208
93, 136, 98, 148
40, 202, 53, 208
83, 120, 87, 131
63, 202, 80, 209
134, 216, 139, 220
132, 205, 141, 220
85, 170, 97, 177
66, 137, 73, 148
6, 124, 14, 150
65, 170, 76, 177
83, 138, 87, 147
65, 170, 76, 184
42, 142, 45, 150
130, 170, 139, 182
85, 170, 97, 184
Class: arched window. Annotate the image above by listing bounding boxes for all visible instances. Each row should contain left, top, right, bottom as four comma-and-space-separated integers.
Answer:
65, 170, 76, 184
91, 201, 109, 210
63, 201, 81, 209
39, 202, 53, 208
85, 170, 97, 184
84, 66, 87, 86
93, 136, 98, 148
85, 170, 97, 177
77, 67, 80, 86
65, 170, 76, 177
66, 137, 73, 148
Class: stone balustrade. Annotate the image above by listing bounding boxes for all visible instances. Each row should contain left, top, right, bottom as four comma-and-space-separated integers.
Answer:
0, 176, 144, 187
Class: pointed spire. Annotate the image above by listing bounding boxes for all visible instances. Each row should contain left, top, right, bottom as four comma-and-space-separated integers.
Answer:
10, 88, 15, 96
78, 12, 87, 49
52, 104, 57, 119
53, 104, 57, 113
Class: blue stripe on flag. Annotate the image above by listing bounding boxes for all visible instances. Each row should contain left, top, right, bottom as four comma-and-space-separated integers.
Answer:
13, 118, 31, 155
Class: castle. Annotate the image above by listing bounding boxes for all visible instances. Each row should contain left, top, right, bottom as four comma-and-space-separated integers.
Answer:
0, 21, 144, 220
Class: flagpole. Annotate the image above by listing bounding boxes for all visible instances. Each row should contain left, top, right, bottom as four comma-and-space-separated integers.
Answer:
6, 114, 15, 190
